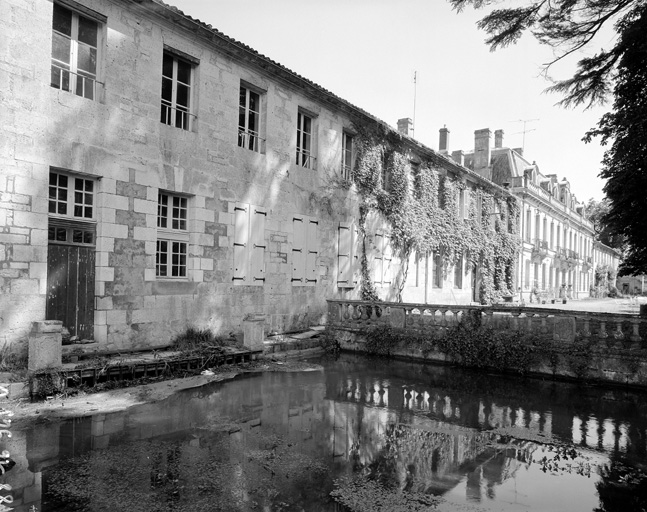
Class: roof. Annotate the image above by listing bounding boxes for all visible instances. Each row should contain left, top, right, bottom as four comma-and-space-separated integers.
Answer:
140, 0, 511, 195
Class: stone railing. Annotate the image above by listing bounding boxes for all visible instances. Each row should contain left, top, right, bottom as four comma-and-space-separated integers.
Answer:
327, 300, 647, 349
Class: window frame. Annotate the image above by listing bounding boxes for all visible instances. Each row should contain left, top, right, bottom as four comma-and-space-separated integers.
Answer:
238, 83, 265, 153
160, 49, 196, 131
156, 191, 190, 279
296, 110, 316, 170
48, 170, 96, 221
341, 131, 354, 180
51, 1, 105, 100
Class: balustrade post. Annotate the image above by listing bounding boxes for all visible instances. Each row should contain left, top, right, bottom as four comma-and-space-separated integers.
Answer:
598, 321, 608, 349
581, 318, 591, 340
526, 314, 534, 332
612, 321, 625, 349
510, 312, 520, 331
540, 316, 548, 335
483, 310, 494, 328
629, 319, 642, 349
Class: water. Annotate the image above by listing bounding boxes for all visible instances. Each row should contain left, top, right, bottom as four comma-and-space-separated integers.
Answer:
7, 354, 647, 511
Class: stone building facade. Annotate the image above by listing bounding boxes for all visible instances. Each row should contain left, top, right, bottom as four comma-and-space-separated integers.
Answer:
450, 128, 619, 300
1, 0, 515, 353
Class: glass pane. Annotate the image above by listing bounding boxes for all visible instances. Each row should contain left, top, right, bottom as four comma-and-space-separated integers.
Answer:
75, 179, 83, 190
161, 77, 172, 102
48, 227, 55, 240
303, 115, 311, 134
249, 91, 258, 112
49, 200, 56, 214
176, 111, 188, 130
83, 231, 93, 244
74, 205, 82, 217
84, 206, 92, 218
77, 45, 96, 74
162, 53, 173, 78
176, 83, 189, 109
58, 189, 66, 200
248, 112, 258, 134
58, 203, 67, 215
176, 60, 190, 85
85, 193, 93, 205
52, 4, 72, 36
59, 175, 68, 187
160, 104, 170, 125
239, 107, 246, 131
52, 32, 71, 64
78, 16, 98, 46
73, 229, 83, 243
51, 65, 62, 89
49, 186, 56, 199
50, 173, 57, 186
56, 227, 67, 241
239, 87, 246, 108
85, 180, 93, 192
75, 190, 82, 202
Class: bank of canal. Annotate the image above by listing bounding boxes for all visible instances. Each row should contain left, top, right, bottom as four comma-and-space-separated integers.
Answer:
3, 353, 647, 511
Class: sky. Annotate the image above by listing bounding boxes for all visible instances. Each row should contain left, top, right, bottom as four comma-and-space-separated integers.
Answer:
169, 0, 616, 202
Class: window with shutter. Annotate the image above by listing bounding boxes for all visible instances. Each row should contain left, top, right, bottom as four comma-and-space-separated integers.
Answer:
232, 203, 265, 286
292, 216, 306, 284
292, 215, 318, 286
305, 219, 318, 285
337, 223, 353, 287
373, 231, 384, 286
382, 237, 392, 286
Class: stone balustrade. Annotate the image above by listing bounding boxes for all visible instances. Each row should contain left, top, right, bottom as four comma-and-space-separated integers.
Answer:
327, 300, 647, 349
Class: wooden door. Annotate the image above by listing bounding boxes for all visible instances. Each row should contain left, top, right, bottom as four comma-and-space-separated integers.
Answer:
46, 244, 95, 339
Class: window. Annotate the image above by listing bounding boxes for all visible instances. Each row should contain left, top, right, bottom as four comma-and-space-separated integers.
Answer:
296, 111, 316, 169
49, 171, 94, 219
48, 170, 96, 245
51, 3, 101, 100
239, 85, 263, 152
161, 51, 193, 130
454, 254, 463, 289
292, 216, 319, 286
372, 231, 393, 287
233, 203, 266, 285
156, 192, 189, 278
341, 132, 354, 180
432, 250, 442, 288
337, 222, 359, 288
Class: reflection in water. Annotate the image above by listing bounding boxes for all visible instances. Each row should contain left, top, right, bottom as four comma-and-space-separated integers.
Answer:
5, 354, 647, 511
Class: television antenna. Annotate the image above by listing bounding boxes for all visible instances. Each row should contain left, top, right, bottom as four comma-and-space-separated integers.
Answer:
511, 118, 539, 151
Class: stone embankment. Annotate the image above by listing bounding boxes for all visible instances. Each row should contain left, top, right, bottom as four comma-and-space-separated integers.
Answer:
327, 299, 647, 388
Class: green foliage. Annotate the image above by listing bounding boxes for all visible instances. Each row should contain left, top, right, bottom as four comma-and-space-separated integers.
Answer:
565, 340, 593, 378
365, 325, 437, 357
351, 126, 520, 304
30, 367, 65, 399
320, 331, 341, 355
172, 327, 230, 354
438, 323, 539, 374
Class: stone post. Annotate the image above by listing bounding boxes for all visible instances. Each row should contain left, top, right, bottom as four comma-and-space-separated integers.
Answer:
242, 315, 265, 351
28, 321, 63, 373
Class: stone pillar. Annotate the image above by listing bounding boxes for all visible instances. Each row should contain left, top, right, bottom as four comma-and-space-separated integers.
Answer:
242, 316, 265, 351
28, 321, 63, 373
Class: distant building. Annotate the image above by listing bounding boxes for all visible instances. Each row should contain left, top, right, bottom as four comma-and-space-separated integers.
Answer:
453, 128, 619, 300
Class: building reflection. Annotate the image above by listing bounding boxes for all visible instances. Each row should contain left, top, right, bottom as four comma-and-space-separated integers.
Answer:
2, 358, 647, 511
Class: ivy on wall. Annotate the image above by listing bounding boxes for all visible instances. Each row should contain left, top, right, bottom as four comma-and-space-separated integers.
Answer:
351, 125, 520, 304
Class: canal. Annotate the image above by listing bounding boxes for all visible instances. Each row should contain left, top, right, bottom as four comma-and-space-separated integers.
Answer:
7, 353, 647, 511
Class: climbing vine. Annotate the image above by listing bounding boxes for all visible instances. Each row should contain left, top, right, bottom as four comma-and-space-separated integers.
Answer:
351, 125, 520, 304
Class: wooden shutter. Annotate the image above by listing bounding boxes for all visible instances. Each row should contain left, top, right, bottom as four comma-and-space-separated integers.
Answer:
306, 219, 318, 285
250, 207, 266, 284
292, 216, 305, 284
337, 222, 352, 286
233, 204, 249, 282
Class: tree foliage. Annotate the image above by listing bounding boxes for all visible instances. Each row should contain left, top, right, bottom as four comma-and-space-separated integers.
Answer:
452, 0, 647, 274
584, 198, 625, 250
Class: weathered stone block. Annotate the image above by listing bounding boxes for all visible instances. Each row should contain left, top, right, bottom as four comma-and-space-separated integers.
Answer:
243, 316, 265, 350
553, 317, 575, 342
29, 321, 62, 372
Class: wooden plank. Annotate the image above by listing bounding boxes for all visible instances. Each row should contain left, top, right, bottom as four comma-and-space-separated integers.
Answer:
77, 246, 95, 340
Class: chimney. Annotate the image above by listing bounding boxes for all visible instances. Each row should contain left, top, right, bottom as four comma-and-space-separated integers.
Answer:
439, 126, 450, 154
451, 150, 464, 166
474, 128, 492, 179
397, 118, 413, 137
494, 129, 504, 149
